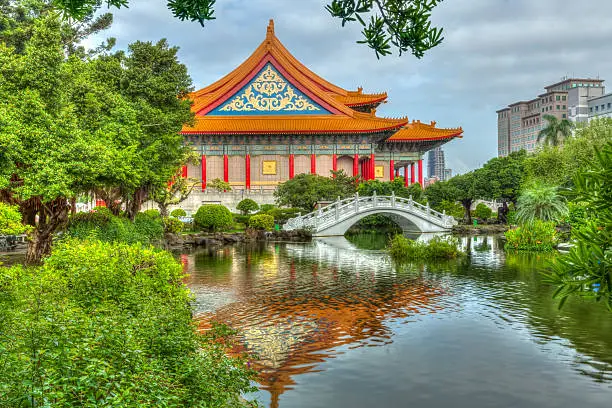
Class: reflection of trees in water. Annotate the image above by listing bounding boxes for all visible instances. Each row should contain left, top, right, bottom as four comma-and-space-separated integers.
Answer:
190, 236, 612, 407
197, 244, 448, 406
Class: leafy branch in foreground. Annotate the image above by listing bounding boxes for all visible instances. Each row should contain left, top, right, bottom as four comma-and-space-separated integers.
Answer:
544, 141, 612, 310
326, 0, 444, 58
50, 0, 443, 58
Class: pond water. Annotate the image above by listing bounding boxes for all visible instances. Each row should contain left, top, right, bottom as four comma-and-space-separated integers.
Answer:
182, 234, 612, 408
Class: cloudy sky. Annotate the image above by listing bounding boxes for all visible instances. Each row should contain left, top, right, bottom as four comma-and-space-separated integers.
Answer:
87, 0, 612, 173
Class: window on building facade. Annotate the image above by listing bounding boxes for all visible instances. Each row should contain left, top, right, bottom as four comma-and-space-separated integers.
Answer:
590, 107, 593, 113
596, 106, 599, 111
562, 114, 566, 118
556, 105, 560, 110
602, 105, 606, 110
563, 105, 566, 109
562, 96, 566, 101
608, 103, 611, 109
556, 95, 560, 101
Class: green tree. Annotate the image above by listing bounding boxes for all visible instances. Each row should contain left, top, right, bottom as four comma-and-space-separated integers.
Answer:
236, 198, 259, 215
479, 150, 526, 205
0, 0, 114, 55
275, 171, 357, 212
50, 0, 444, 59
546, 141, 612, 310
248, 213, 274, 231
515, 182, 568, 225
537, 114, 574, 147
447, 171, 479, 224
474, 203, 493, 221
208, 178, 232, 192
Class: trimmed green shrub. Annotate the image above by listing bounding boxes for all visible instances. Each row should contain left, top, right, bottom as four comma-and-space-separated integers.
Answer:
259, 204, 276, 212
389, 234, 463, 261
142, 209, 161, 218
504, 219, 556, 251
194, 205, 233, 232
0, 240, 257, 406
474, 203, 493, 221
236, 199, 259, 215
233, 213, 251, 225
163, 216, 184, 234
170, 208, 187, 217
260, 207, 301, 225
248, 214, 274, 231
0, 203, 27, 235
134, 211, 165, 240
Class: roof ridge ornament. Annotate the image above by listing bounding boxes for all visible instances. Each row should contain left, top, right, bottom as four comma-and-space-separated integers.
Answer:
266, 19, 275, 40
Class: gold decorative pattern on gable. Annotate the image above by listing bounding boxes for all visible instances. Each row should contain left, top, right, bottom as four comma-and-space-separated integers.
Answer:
218, 65, 323, 113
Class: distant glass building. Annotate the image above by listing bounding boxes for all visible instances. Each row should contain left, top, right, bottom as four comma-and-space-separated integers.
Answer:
427, 147, 446, 181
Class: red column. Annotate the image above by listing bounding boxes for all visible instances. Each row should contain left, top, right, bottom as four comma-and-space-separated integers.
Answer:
223, 154, 229, 183
311, 154, 316, 174
411, 163, 416, 185
404, 165, 409, 187
370, 153, 375, 180
245, 154, 251, 190
201, 155, 206, 191
332, 154, 337, 175
181, 165, 188, 178
418, 159, 424, 187
389, 160, 395, 181
289, 154, 295, 179
353, 154, 359, 177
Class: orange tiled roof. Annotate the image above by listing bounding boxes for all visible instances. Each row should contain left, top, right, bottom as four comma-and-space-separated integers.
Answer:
182, 113, 408, 135
387, 120, 463, 142
186, 20, 388, 117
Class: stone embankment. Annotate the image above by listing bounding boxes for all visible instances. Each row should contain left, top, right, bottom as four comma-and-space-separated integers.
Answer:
164, 229, 312, 250
452, 224, 509, 235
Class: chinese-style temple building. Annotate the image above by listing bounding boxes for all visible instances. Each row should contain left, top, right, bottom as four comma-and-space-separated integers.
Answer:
181, 20, 462, 195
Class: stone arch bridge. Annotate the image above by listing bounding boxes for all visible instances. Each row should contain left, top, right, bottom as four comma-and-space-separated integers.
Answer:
283, 193, 457, 236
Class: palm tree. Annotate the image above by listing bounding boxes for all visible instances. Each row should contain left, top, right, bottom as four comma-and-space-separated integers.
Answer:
515, 182, 568, 224
537, 114, 574, 146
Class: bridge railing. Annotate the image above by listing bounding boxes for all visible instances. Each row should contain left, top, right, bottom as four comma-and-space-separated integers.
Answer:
284, 192, 456, 231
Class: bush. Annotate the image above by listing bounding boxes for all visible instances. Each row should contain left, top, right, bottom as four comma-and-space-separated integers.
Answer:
233, 213, 251, 225
194, 205, 233, 232
248, 214, 275, 231
170, 208, 187, 217
389, 234, 463, 261
260, 207, 301, 225
515, 182, 568, 224
434, 200, 464, 220
504, 219, 556, 251
163, 216, 184, 234
142, 209, 161, 218
0, 203, 28, 235
259, 204, 276, 212
0, 240, 257, 406
474, 203, 493, 221
236, 199, 259, 215
66, 208, 163, 244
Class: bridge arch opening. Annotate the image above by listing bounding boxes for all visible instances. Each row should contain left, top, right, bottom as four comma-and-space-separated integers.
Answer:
345, 213, 403, 235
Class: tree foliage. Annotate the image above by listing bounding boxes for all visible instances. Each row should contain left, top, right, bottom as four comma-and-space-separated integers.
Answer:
274, 171, 357, 212
326, 0, 444, 58
236, 198, 259, 215
248, 213, 274, 231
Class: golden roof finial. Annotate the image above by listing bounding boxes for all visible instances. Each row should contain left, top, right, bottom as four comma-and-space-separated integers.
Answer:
267, 19, 275, 39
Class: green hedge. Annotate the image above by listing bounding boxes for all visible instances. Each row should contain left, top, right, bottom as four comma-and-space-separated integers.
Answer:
248, 214, 274, 231
0, 240, 257, 406
163, 216, 184, 234
194, 205, 233, 232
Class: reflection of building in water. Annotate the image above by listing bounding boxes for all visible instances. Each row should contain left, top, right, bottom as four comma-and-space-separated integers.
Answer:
196, 239, 449, 407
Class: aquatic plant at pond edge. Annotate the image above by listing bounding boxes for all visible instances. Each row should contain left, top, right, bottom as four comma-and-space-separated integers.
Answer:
389, 235, 463, 262
515, 182, 568, 225
504, 220, 556, 252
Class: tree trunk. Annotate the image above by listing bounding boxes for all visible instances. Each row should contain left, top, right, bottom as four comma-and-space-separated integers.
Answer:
157, 203, 169, 218
25, 198, 69, 265
462, 200, 472, 225
126, 188, 148, 221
